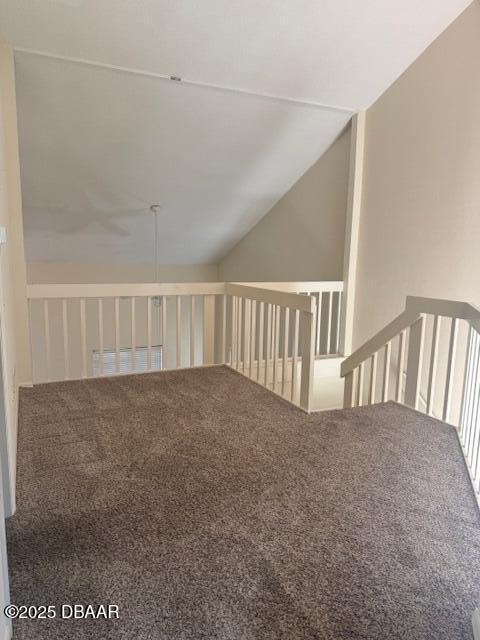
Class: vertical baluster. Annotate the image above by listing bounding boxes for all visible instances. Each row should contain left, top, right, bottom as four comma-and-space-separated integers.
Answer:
114, 297, 120, 373
463, 330, 477, 448
315, 293, 321, 355
271, 305, 276, 386
257, 301, 264, 382
98, 298, 104, 375
382, 341, 391, 402
396, 330, 406, 403
369, 352, 377, 404
249, 300, 256, 378
272, 305, 278, 391
350, 368, 358, 407
467, 332, 480, 462
270, 304, 275, 386
242, 299, 251, 375
466, 331, 480, 478
236, 297, 242, 371
243, 299, 250, 374
474, 330, 480, 493
43, 299, 51, 382
130, 297, 136, 372
273, 305, 280, 389
282, 307, 290, 397
265, 303, 272, 386
176, 297, 181, 368
230, 296, 236, 365
235, 297, 239, 370
472, 340, 480, 479
291, 309, 300, 402
326, 292, 333, 354
203, 295, 215, 365
161, 296, 167, 369
469, 332, 480, 456
80, 298, 87, 378
405, 316, 425, 410
221, 294, 227, 364
465, 376, 480, 468
335, 292, 342, 354
443, 317, 459, 423
357, 361, 365, 406
426, 315, 441, 415
62, 298, 69, 380
343, 369, 355, 408
234, 296, 238, 366
459, 326, 473, 441
147, 296, 152, 370
190, 295, 196, 367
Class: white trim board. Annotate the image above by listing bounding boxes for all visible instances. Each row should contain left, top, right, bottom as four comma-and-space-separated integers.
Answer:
15, 48, 356, 115
340, 111, 365, 356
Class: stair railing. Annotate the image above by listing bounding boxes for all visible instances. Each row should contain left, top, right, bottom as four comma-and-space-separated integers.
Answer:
225, 283, 317, 412
341, 296, 480, 503
235, 281, 344, 357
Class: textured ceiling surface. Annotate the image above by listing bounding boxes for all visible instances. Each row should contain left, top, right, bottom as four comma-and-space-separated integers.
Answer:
0, 0, 471, 264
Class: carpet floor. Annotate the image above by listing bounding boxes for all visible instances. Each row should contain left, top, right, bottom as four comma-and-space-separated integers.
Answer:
7, 365, 480, 639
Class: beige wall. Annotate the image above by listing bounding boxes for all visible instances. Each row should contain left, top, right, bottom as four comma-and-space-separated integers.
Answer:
0, 42, 31, 513
0, 45, 30, 388
27, 261, 219, 284
219, 126, 350, 282
354, 1, 480, 349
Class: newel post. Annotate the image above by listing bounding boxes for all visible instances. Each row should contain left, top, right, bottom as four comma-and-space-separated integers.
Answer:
203, 295, 215, 365
299, 304, 316, 412
343, 370, 355, 408
405, 315, 426, 410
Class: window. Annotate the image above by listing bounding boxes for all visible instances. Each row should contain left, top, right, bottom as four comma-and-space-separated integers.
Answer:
92, 346, 163, 376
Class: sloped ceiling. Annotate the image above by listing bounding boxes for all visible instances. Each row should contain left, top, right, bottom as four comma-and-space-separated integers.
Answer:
0, 0, 472, 264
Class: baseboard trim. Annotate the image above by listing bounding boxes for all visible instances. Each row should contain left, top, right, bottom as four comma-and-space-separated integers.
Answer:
3, 620, 12, 640
27, 364, 221, 386
472, 608, 480, 640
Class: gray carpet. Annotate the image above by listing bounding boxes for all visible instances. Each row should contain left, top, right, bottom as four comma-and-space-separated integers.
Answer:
6, 365, 480, 639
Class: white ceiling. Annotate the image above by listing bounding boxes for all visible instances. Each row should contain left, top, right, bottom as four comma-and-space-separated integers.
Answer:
0, 0, 472, 108
14, 53, 351, 264
0, 0, 472, 265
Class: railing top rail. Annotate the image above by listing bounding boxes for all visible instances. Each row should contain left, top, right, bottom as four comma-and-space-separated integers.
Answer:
27, 280, 345, 301
341, 295, 480, 378
226, 283, 316, 313
27, 282, 227, 299
234, 281, 344, 293
27, 281, 328, 315
407, 296, 480, 334
406, 296, 480, 322
341, 309, 420, 377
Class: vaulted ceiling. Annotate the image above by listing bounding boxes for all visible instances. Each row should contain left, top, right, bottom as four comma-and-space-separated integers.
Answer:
0, 0, 472, 264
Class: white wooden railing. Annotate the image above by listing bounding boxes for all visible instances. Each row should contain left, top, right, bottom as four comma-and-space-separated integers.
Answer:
341, 296, 480, 504
27, 281, 343, 413
226, 283, 317, 411
236, 281, 344, 357
27, 283, 225, 383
